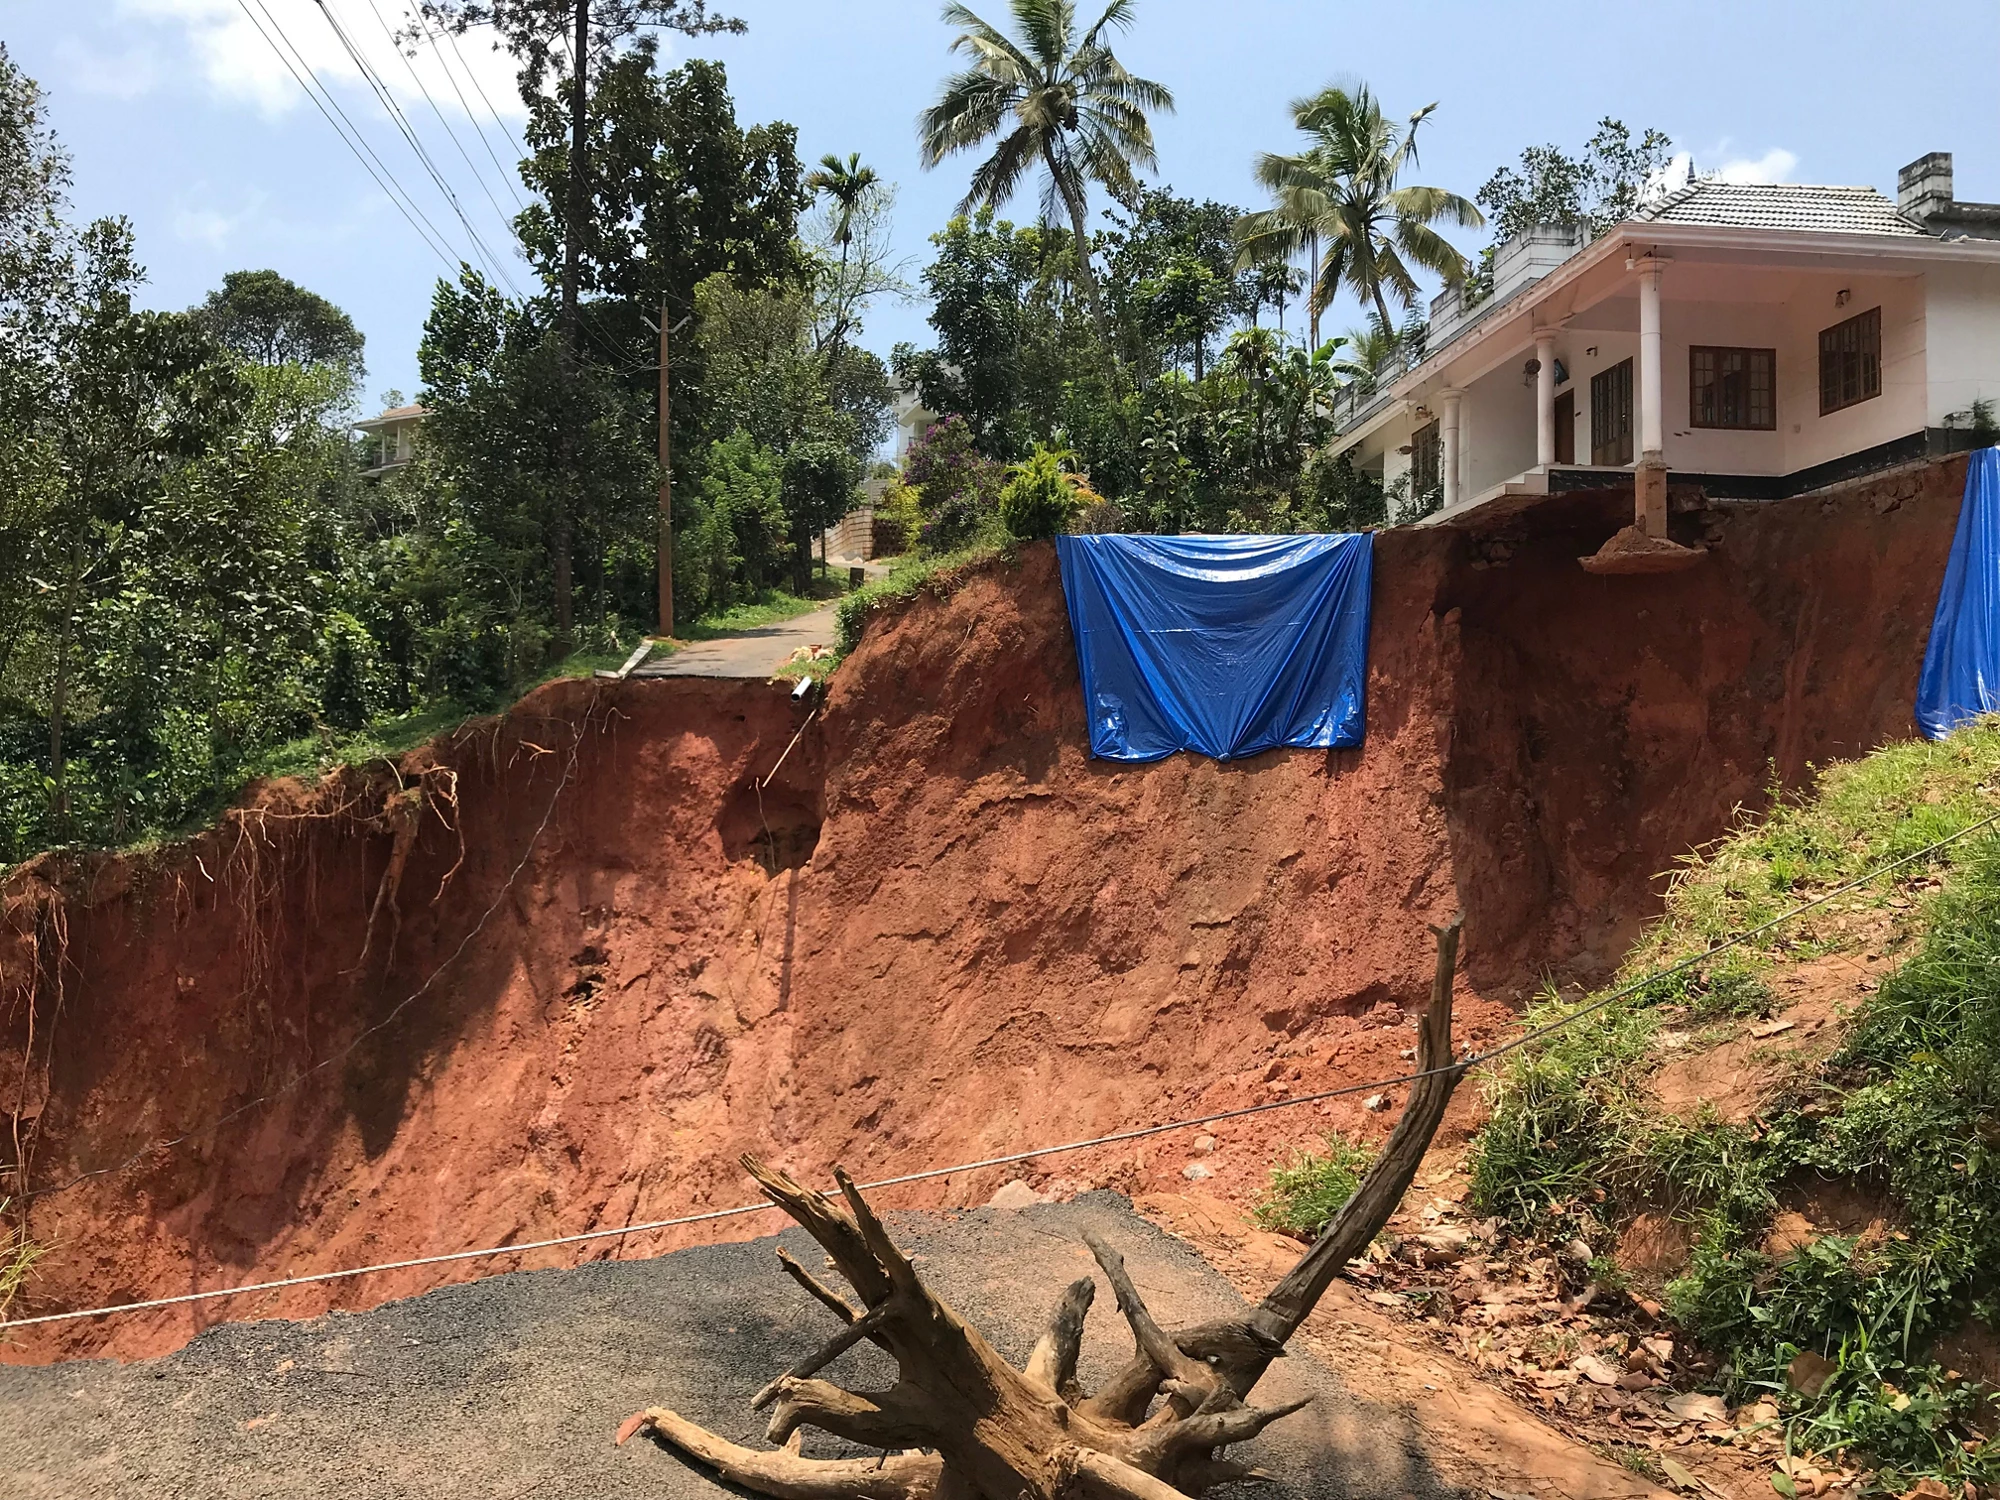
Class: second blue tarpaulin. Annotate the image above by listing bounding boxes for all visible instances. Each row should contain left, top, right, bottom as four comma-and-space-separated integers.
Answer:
1055, 532, 1373, 762
1916, 447, 2000, 740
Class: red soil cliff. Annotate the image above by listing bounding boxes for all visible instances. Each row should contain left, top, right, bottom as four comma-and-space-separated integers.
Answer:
0, 456, 1968, 1362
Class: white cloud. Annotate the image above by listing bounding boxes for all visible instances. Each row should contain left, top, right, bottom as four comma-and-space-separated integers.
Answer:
1713, 147, 1800, 185
56, 37, 164, 100
173, 194, 255, 250
113, 0, 527, 122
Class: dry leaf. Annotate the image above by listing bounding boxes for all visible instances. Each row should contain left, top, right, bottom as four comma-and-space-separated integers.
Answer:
1751, 1019, 1798, 1038
1666, 1392, 1731, 1425
1659, 1457, 1701, 1492
1574, 1354, 1621, 1386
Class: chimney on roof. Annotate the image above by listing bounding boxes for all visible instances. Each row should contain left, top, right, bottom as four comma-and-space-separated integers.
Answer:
1898, 152, 1954, 220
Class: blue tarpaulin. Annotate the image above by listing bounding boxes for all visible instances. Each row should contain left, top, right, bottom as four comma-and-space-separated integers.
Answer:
1916, 448, 2000, 740
1055, 533, 1373, 762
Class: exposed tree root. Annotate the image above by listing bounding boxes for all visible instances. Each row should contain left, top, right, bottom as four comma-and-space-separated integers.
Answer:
619, 919, 1468, 1500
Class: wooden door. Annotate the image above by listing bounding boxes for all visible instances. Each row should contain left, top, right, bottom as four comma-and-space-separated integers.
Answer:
1553, 388, 1574, 466
1591, 359, 1634, 466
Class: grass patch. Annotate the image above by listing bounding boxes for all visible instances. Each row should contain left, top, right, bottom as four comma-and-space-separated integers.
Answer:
1465, 721, 2000, 1492
1252, 1131, 1375, 1237
834, 537, 1010, 657
680, 575, 846, 642
0, 1198, 47, 1334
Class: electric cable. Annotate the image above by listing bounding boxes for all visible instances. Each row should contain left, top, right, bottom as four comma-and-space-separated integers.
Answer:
362, 0, 527, 238
232, 0, 462, 271
400, 1, 530, 213
7, 806, 1992, 1333
313, 0, 527, 299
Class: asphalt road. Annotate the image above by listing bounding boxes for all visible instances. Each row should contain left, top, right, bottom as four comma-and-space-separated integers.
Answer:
0, 1194, 1470, 1500
636, 602, 843, 679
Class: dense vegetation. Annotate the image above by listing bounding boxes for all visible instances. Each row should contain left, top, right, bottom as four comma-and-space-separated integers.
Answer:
1, 0, 1674, 869
1469, 727, 2000, 1492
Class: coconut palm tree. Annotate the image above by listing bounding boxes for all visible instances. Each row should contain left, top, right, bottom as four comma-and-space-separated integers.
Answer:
918, 0, 1173, 346
1236, 83, 1482, 348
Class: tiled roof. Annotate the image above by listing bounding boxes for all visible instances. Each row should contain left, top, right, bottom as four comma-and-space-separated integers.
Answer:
1635, 181, 1928, 236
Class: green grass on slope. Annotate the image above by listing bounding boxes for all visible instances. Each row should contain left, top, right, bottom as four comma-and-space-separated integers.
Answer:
1467, 722, 2000, 1492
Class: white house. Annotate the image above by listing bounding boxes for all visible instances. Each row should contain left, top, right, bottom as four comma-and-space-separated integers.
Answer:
353, 403, 428, 479
1330, 152, 2000, 546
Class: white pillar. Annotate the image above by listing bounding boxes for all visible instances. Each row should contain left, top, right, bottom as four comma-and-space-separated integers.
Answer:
1440, 388, 1463, 511
1535, 332, 1557, 469
1637, 260, 1664, 464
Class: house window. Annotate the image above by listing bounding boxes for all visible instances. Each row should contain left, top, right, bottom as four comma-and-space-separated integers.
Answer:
1690, 346, 1776, 430
1410, 419, 1441, 501
1590, 358, 1634, 466
1819, 306, 1881, 415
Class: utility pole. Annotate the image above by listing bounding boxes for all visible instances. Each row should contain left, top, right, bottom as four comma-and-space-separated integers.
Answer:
657, 296, 673, 635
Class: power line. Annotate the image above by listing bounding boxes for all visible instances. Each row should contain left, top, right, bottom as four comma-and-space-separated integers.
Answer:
232, 0, 462, 272
9, 807, 1994, 1333
363, 0, 526, 233
407, 5, 530, 212
440, 20, 530, 163
312, 0, 527, 299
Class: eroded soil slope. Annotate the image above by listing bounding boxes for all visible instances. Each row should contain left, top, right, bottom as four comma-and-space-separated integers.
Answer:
0, 456, 1968, 1362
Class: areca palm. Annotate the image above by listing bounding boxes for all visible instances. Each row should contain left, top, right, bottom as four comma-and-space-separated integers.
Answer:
1236, 84, 1482, 348
806, 152, 879, 259
918, 0, 1173, 345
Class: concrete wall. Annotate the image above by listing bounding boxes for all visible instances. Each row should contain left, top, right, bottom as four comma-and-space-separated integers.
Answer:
1459, 357, 1538, 496
1925, 261, 2000, 424
1780, 273, 1928, 473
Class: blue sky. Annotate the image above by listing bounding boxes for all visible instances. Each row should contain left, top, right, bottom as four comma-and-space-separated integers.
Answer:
11, 0, 1999, 416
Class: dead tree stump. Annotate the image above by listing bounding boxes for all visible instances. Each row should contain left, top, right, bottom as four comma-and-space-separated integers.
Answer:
618, 919, 1469, 1500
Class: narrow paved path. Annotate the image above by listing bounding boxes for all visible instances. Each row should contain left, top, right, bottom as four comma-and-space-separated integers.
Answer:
637, 559, 888, 680
0, 1195, 1469, 1500
634, 602, 842, 679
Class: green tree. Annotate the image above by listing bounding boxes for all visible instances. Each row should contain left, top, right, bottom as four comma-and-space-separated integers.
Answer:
1236, 83, 1483, 342
414, 2, 749, 639
917, 0, 1174, 345
892, 210, 1057, 453
414, 269, 656, 685
1100, 189, 1253, 380
191, 268, 366, 382
1477, 119, 1675, 242
687, 429, 787, 610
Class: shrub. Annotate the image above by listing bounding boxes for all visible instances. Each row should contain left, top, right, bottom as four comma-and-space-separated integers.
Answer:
319, 610, 386, 730
1253, 1132, 1376, 1237
905, 415, 1002, 553
998, 444, 1083, 541
872, 478, 922, 556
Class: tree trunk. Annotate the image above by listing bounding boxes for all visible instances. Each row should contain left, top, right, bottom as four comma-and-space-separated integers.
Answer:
1370, 284, 1394, 344
554, 0, 589, 645
1306, 232, 1320, 350
620, 918, 1471, 1500
1047, 146, 1112, 359
658, 294, 673, 636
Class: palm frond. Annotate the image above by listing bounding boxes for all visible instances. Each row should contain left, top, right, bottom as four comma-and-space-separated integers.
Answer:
1388, 184, 1484, 230
942, 2, 1038, 75
1076, 0, 1138, 52
963, 123, 1040, 211
919, 69, 1022, 165
1391, 218, 1471, 283
1009, 0, 1073, 69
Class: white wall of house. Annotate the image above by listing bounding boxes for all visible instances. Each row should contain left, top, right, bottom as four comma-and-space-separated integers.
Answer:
1658, 298, 1791, 475
1562, 330, 1639, 465
1780, 273, 1927, 473
1925, 262, 2000, 424
1460, 359, 1538, 497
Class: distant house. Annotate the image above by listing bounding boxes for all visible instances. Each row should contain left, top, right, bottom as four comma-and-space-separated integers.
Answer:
892, 375, 938, 464
1330, 151, 2000, 532
353, 403, 428, 478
